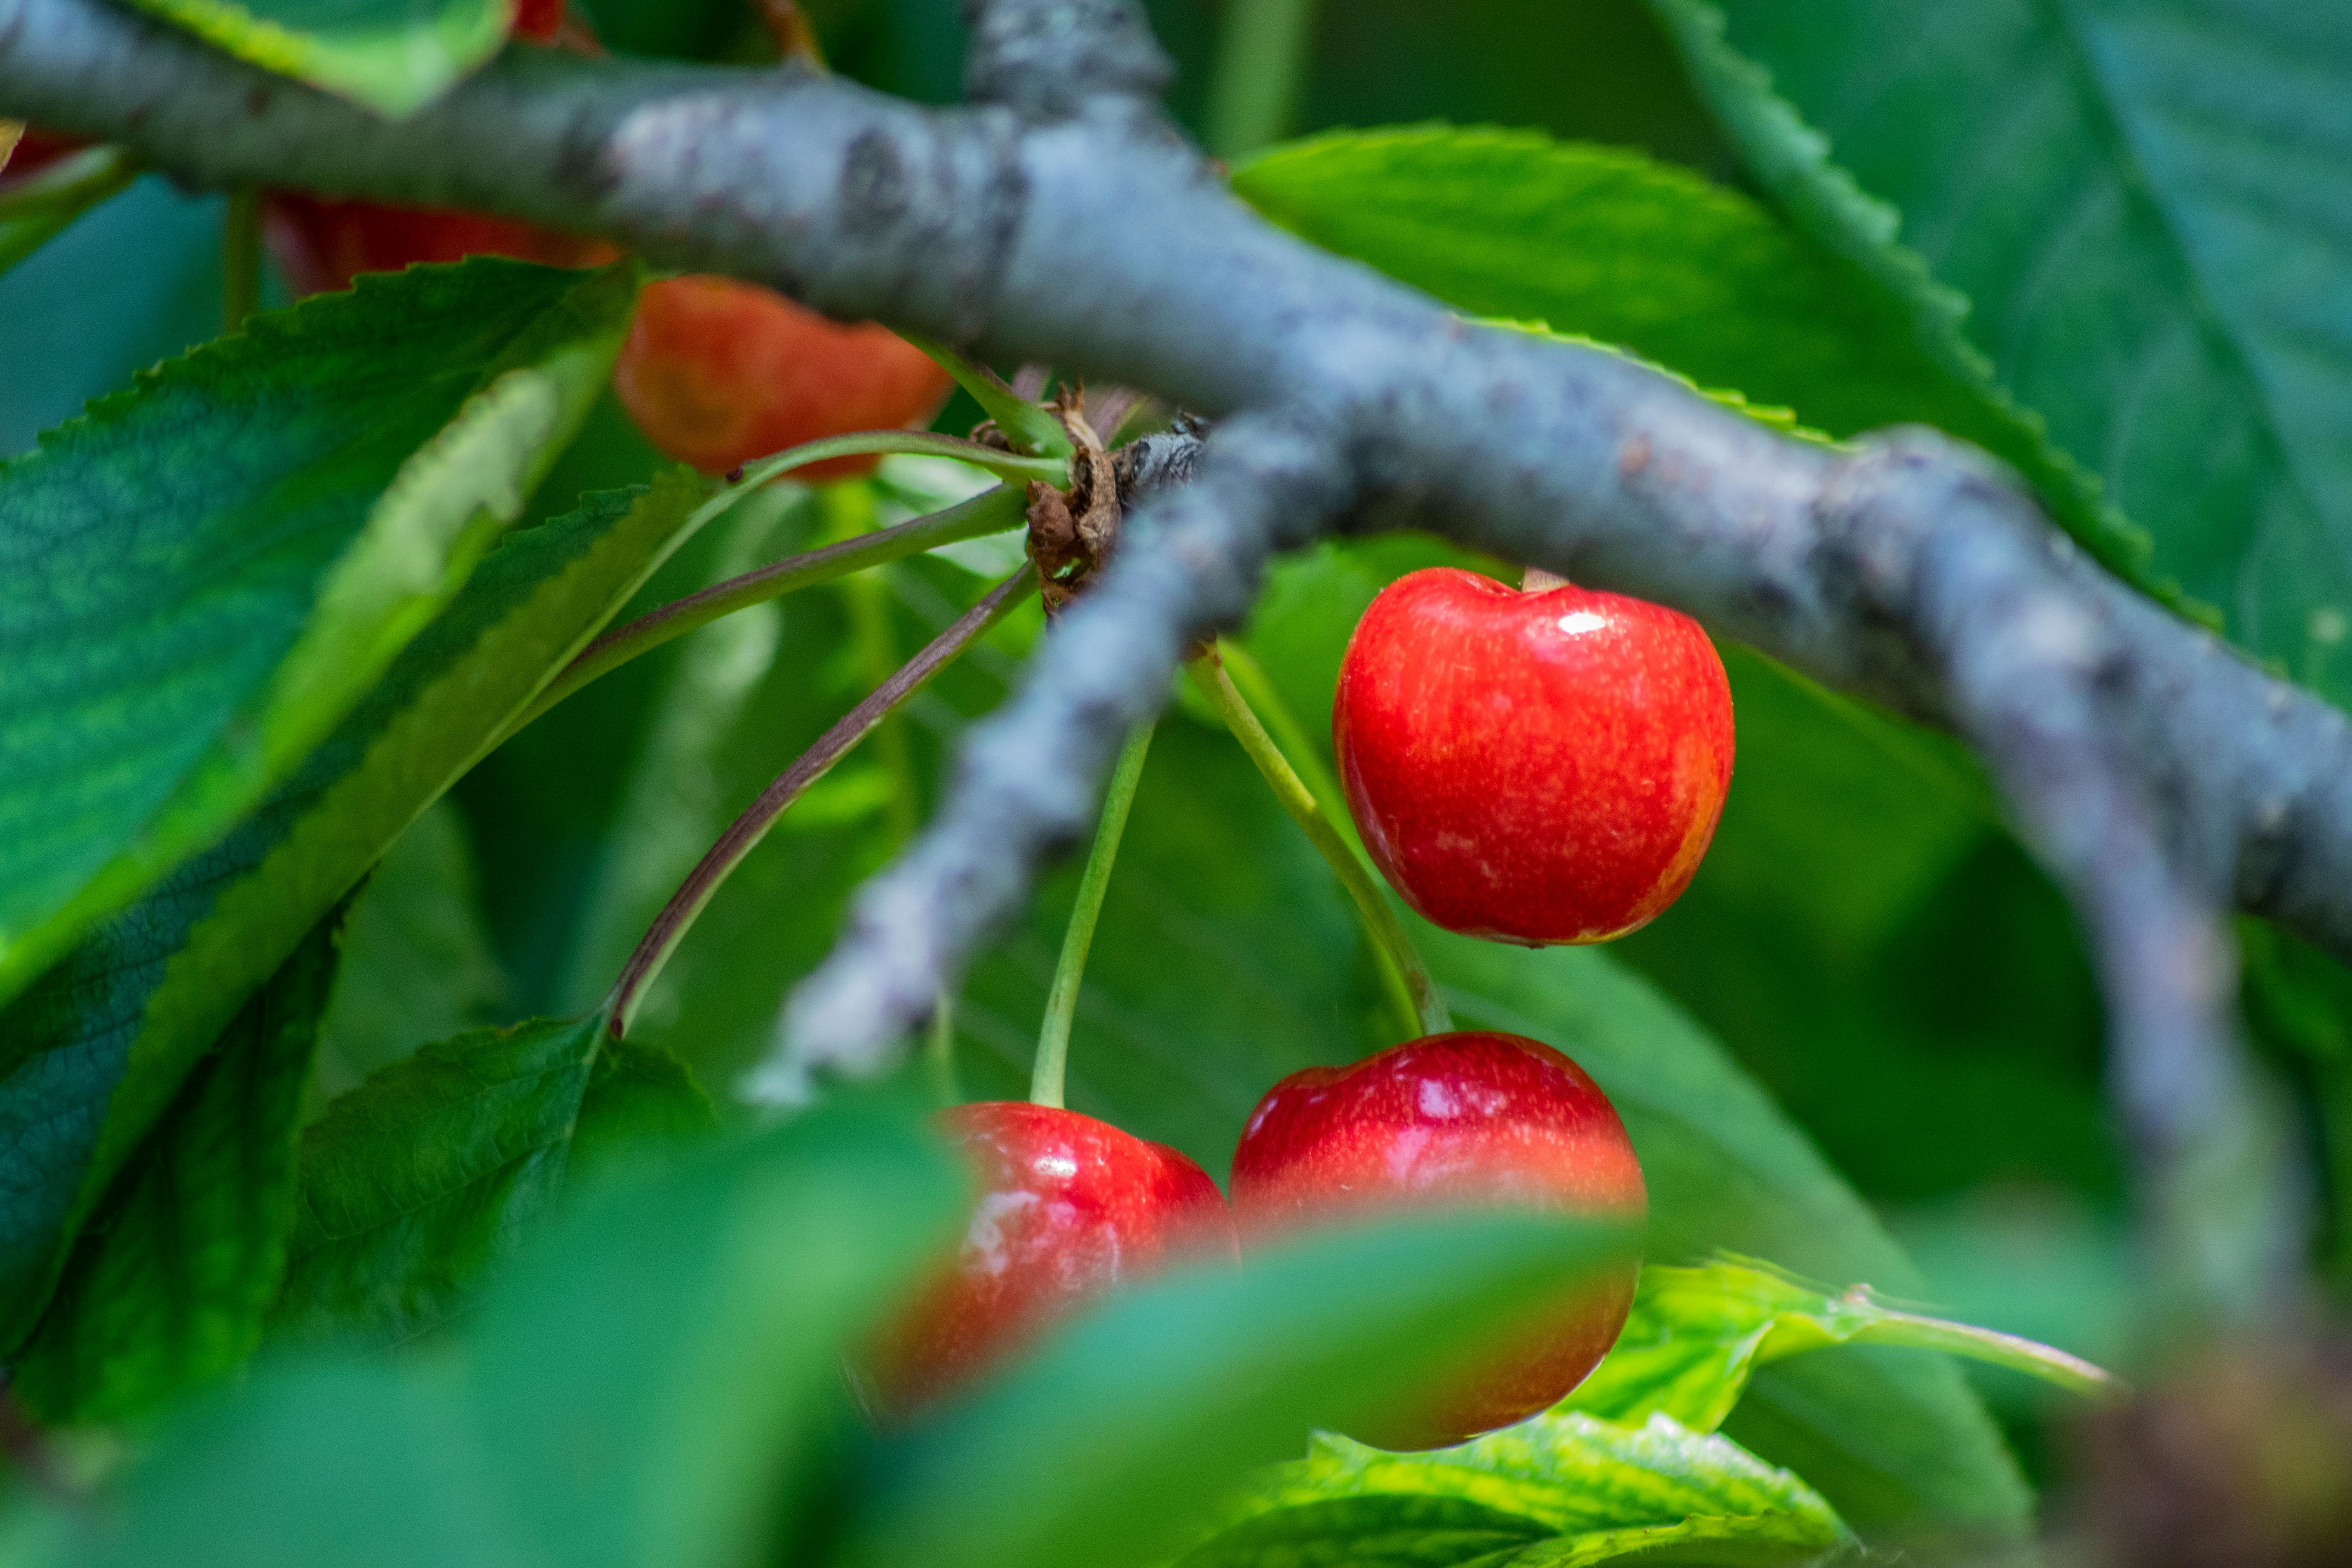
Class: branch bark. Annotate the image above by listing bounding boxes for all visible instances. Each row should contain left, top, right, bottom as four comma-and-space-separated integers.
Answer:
7, 0, 2349, 1317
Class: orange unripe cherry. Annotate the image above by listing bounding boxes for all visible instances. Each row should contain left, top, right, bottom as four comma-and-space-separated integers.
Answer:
611, 275, 953, 481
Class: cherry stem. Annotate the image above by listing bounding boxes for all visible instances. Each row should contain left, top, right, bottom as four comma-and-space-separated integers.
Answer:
222, 186, 261, 331
1520, 564, 1571, 592
513, 482, 1027, 733
1841, 1303, 2125, 1400
927, 988, 960, 1107
602, 566, 1038, 1036
1031, 720, 1156, 1109
826, 483, 920, 847
1189, 644, 1451, 1040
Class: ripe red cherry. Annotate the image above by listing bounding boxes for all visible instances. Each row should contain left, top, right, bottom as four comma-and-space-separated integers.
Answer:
1230, 1031, 1645, 1446
263, 197, 614, 297
511, 0, 568, 41
1334, 567, 1733, 946
869, 1101, 1237, 1412
611, 275, 953, 482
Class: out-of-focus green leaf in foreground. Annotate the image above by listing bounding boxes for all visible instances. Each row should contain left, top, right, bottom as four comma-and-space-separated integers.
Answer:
118, 0, 510, 118
834, 1211, 1639, 1568
20, 1102, 964, 1568
1178, 1412, 1846, 1568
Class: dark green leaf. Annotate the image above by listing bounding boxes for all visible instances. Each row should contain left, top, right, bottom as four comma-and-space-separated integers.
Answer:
53, 1102, 964, 1568
1181, 1413, 1846, 1568
0, 258, 639, 1008
1231, 126, 2154, 595
835, 1212, 1638, 1568
122, 0, 510, 118
0, 145, 136, 277
8, 906, 344, 1424
563, 1037, 719, 1199
0, 472, 702, 1349
270, 1016, 605, 1348
1565, 1255, 2118, 1434
1652, 0, 2352, 702
311, 800, 510, 1110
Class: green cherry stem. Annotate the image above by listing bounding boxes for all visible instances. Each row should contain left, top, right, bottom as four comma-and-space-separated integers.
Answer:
1189, 645, 1450, 1040
601, 566, 1038, 1036
1213, 638, 1373, 867
513, 483, 1027, 733
1031, 720, 1156, 1109
927, 989, 962, 1108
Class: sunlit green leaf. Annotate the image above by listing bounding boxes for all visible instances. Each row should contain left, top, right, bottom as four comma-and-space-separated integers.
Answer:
122, 0, 511, 118
1181, 1412, 1846, 1568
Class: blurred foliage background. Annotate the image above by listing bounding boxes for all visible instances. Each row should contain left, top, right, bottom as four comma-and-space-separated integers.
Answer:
11, 0, 2350, 1523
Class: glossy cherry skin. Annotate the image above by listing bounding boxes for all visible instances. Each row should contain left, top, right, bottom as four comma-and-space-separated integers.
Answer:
1231, 1031, 1645, 1445
611, 274, 953, 482
869, 1101, 1237, 1413
1334, 567, 1733, 946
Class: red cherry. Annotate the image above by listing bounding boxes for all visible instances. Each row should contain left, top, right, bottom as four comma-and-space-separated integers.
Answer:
511, 0, 568, 42
1230, 1031, 1645, 1445
1333, 567, 1733, 946
262, 195, 616, 298
1, 128, 89, 182
611, 275, 953, 482
869, 1101, 1237, 1412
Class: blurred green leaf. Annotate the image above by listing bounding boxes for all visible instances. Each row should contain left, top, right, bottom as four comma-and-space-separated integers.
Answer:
835, 1211, 1638, 1568
0, 473, 702, 1351
122, 0, 510, 118
8, 906, 343, 1424
272, 1015, 599, 1348
1178, 1412, 1846, 1568
1232, 126, 2153, 593
312, 799, 510, 1110
0, 145, 136, 277
53, 1101, 963, 1568
1653, 0, 2352, 702
1420, 929, 2035, 1549
0, 258, 638, 1010
273, 1009, 714, 1347
1565, 1255, 2118, 1434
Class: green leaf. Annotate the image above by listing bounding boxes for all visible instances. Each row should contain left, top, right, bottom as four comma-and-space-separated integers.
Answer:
0, 471, 703, 1350
0, 145, 137, 278
1650, 0, 2352, 701
121, 0, 511, 119
1181, 1413, 1846, 1568
7, 905, 344, 1424
271, 1015, 603, 1348
898, 334, 1075, 460
0, 257, 639, 1009
51, 1101, 964, 1568
1566, 1255, 2118, 1435
834, 1212, 1639, 1568
312, 799, 510, 1109
1421, 929, 2035, 1549
1230, 125, 2157, 598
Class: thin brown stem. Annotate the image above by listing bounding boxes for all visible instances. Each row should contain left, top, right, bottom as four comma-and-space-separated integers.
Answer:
603, 566, 1037, 1034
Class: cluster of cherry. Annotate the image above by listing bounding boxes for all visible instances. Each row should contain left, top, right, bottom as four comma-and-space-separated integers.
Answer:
878, 569, 1735, 1449
7, 0, 1738, 1451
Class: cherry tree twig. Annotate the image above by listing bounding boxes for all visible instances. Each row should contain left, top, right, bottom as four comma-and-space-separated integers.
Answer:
7, 0, 2349, 1320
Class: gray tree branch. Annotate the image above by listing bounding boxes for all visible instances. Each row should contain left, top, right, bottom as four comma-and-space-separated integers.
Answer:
6, 0, 2348, 1315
